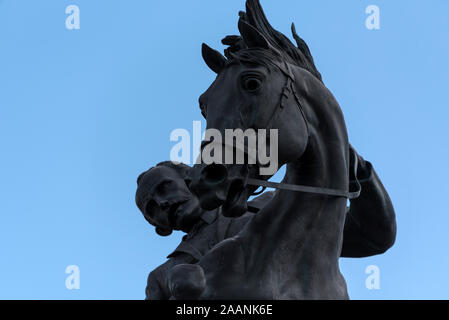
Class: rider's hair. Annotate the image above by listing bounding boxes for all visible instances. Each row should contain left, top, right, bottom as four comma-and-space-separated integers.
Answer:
156, 161, 191, 179
136, 161, 191, 186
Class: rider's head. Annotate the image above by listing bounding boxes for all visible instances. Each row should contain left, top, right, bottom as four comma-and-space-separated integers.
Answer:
135, 162, 203, 236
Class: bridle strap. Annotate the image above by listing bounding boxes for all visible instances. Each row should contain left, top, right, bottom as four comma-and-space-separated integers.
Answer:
264, 76, 293, 131
248, 177, 360, 200
248, 146, 361, 199
264, 64, 310, 138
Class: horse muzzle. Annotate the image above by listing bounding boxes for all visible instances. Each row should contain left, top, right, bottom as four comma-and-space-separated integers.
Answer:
188, 163, 250, 217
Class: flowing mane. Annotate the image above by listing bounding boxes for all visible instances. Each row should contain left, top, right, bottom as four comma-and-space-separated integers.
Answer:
222, 0, 323, 82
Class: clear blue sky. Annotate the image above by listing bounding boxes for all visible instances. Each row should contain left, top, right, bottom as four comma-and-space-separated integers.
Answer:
0, 0, 448, 299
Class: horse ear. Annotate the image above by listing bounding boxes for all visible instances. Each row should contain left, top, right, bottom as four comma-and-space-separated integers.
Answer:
238, 19, 270, 49
202, 43, 227, 74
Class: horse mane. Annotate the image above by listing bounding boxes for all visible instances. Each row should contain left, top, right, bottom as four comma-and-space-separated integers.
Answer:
223, 0, 323, 82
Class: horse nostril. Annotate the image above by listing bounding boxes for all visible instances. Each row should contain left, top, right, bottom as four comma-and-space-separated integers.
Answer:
201, 164, 228, 184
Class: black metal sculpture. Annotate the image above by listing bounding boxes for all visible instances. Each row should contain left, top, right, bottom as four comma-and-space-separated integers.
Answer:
136, 156, 395, 299
136, 0, 396, 300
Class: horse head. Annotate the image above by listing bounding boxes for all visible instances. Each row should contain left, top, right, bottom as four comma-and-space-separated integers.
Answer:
188, 0, 332, 217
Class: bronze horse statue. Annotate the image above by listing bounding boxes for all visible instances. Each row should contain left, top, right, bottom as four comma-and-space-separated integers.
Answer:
165, 0, 395, 300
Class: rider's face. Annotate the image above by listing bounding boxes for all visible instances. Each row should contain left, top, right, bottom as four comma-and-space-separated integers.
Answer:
136, 166, 203, 233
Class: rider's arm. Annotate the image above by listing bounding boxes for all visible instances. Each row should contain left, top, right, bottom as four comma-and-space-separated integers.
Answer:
341, 155, 397, 258
145, 268, 167, 300
145, 253, 197, 300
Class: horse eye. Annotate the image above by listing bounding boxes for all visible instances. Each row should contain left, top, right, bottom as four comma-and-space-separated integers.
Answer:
242, 77, 262, 92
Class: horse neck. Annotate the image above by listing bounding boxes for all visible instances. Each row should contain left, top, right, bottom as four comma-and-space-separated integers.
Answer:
276, 135, 348, 255
276, 67, 350, 256
242, 81, 350, 272
283, 133, 349, 249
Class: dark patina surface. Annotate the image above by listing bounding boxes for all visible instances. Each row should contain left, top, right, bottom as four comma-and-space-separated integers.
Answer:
135, 0, 396, 300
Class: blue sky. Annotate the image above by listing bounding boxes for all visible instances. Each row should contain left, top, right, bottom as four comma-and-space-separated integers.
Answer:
0, 0, 448, 299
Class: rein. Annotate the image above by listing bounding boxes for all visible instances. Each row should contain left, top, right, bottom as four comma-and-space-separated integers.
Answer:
247, 145, 361, 200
